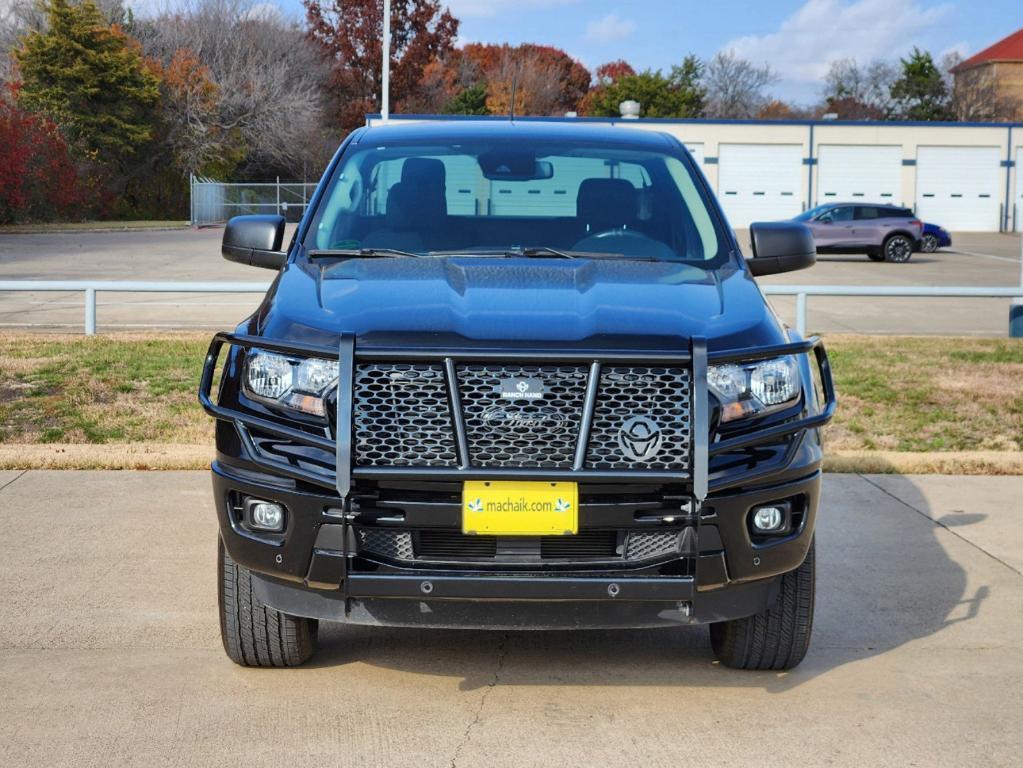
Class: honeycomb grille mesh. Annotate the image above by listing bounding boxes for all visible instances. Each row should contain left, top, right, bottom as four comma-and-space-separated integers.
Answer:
350, 361, 692, 471
457, 364, 587, 468
352, 364, 457, 466
355, 528, 678, 562
625, 531, 681, 560
586, 367, 692, 470
358, 529, 414, 560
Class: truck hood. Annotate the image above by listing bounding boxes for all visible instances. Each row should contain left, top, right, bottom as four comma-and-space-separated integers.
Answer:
256, 257, 784, 349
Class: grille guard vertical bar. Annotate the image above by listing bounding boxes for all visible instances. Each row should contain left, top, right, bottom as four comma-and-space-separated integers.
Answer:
444, 357, 471, 469
690, 337, 709, 503
335, 334, 355, 499
573, 361, 602, 471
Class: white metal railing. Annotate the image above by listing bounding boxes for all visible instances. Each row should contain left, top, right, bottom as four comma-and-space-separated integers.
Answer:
0, 281, 270, 335
1, 280, 1022, 336
761, 285, 1023, 336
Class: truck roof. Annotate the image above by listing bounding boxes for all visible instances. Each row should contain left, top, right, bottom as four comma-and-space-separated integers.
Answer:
354, 119, 678, 150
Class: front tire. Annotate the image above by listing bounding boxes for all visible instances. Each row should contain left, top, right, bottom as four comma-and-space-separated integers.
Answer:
709, 539, 815, 670
218, 537, 318, 667
883, 234, 913, 263
921, 233, 939, 253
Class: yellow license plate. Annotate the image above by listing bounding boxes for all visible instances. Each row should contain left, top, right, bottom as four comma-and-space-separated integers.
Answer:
462, 481, 578, 536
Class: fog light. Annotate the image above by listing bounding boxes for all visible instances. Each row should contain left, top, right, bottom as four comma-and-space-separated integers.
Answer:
245, 499, 285, 532
751, 504, 789, 534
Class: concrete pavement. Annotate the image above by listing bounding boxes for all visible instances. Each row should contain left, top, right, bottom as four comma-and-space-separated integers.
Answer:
0, 470, 1021, 767
0, 228, 1020, 334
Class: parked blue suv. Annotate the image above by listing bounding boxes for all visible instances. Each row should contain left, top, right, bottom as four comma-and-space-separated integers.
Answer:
200, 121, 835, 670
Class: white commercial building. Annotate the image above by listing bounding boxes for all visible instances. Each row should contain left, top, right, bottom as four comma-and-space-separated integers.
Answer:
367, 114, 1023, 232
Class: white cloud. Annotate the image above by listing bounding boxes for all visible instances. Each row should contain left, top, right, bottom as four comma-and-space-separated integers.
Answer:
721, 0, 951, 85
445, 0, 581, 19
584, 12, 635, 43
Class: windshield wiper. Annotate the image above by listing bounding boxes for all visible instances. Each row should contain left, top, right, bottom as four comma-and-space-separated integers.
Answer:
306, 247, 420, 260
506, 245, 577, 259
428, 246, 578, 259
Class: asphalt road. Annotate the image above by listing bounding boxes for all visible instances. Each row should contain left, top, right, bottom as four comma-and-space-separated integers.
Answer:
0, 227, 1020, 334
0, 470, 1020, 767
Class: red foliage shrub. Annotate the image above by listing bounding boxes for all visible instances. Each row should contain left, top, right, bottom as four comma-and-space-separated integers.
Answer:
0, 85, 83, 223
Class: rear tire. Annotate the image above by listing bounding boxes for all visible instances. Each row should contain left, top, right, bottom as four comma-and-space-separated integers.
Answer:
218, 537, 318, 667
921, 233, 939, 253
709, 539, 815, 671
882, 234, 913, 263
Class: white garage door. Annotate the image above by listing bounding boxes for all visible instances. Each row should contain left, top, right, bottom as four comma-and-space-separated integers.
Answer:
1016, 147, 1022, 232
717, 144, 803, 228
915, 146, 1003, 231
817, 145, 902, 205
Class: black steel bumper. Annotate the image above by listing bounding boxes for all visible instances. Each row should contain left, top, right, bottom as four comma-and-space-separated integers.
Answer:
200, 332, 834, 627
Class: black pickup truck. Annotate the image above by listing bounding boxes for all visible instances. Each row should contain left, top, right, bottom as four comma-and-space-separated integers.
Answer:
200, 120, 835, 670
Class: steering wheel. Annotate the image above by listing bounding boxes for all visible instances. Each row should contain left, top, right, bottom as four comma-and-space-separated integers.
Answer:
571, 229, 677, 260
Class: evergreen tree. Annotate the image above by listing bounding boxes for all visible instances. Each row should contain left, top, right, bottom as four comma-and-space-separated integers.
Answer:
15, 0, 160, 163
890, 48, 953, 121
443, 83, 490, 115
582, 55, 705, 118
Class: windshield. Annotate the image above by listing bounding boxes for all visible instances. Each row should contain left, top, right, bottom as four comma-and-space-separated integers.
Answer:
303, 139, 727, 264
794, 204, 830, 222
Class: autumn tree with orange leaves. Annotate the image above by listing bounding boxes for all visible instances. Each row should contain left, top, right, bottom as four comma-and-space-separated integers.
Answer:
304, 0, 458, 133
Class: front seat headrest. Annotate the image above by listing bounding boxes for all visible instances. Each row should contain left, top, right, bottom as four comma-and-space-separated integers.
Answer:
577, 178, 638, 232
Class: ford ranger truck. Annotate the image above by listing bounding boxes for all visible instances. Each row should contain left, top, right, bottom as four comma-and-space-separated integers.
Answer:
200, 121, 835, 670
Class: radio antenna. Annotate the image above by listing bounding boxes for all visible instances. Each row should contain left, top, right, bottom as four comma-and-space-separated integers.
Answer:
509, 67, 518, 122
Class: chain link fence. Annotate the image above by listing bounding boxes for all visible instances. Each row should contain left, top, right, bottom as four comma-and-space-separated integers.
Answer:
190, 176, 318, 227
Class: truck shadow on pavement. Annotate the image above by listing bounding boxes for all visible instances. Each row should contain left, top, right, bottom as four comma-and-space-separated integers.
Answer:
306, 474, 985, 693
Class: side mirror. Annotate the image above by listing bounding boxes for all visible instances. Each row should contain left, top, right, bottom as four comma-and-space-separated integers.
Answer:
746, 221, 816, 276
222, 215, 287, 269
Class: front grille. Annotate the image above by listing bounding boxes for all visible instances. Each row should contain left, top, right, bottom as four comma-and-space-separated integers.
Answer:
353, 363, 458, 467
356, 528, 679, 563
458, 364, 586, 468
586, 367, 692, 470
350, 360, 693, 472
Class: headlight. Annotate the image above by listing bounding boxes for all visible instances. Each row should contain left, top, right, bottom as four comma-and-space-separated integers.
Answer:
243, 350, 338, 417
708, 356, 801, 423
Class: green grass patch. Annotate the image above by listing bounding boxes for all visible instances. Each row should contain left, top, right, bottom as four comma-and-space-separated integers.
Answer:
0, 333, 1020, 452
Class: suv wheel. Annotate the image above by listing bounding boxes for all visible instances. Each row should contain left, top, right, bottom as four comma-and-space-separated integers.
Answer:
921, 233, 939, 253
218, 537, 318, 667
883, 234, 913, 263
709, 539, 815, 670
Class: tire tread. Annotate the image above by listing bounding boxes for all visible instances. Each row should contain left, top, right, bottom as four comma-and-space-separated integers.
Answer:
710, 540, 815, 671
218, 539, 317, 667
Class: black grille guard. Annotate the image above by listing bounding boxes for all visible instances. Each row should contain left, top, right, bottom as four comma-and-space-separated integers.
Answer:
199, 333, 836, 504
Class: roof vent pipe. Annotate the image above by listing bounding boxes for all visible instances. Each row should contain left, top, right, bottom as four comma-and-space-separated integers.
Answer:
619, 100, 641, 119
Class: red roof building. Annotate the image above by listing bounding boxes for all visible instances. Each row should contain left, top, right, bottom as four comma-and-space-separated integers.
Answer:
951, 28, 1023, 121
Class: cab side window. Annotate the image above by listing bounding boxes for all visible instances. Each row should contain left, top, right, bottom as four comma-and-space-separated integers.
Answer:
828, 206, 853, 222
854, 206, 881, 220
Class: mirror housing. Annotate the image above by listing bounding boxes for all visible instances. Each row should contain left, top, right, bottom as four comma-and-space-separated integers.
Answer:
746, 221, 817, 276
222, 215, 287, 269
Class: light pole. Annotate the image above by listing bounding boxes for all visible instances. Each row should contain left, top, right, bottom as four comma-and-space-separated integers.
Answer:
381, 0, 391, 121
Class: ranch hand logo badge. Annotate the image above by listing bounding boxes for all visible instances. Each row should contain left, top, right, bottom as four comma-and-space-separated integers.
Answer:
498, 377, 545, 400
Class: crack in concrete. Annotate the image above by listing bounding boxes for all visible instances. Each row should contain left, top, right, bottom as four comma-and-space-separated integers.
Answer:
0, 469, 27, 495
859, 474, 1022, 578
450, 633, 508, 768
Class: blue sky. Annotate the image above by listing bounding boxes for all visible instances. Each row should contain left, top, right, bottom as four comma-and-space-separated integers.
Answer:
272, 0, 1017, 104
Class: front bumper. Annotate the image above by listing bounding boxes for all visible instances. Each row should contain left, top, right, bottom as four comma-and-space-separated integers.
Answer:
201, 333, 834, 627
